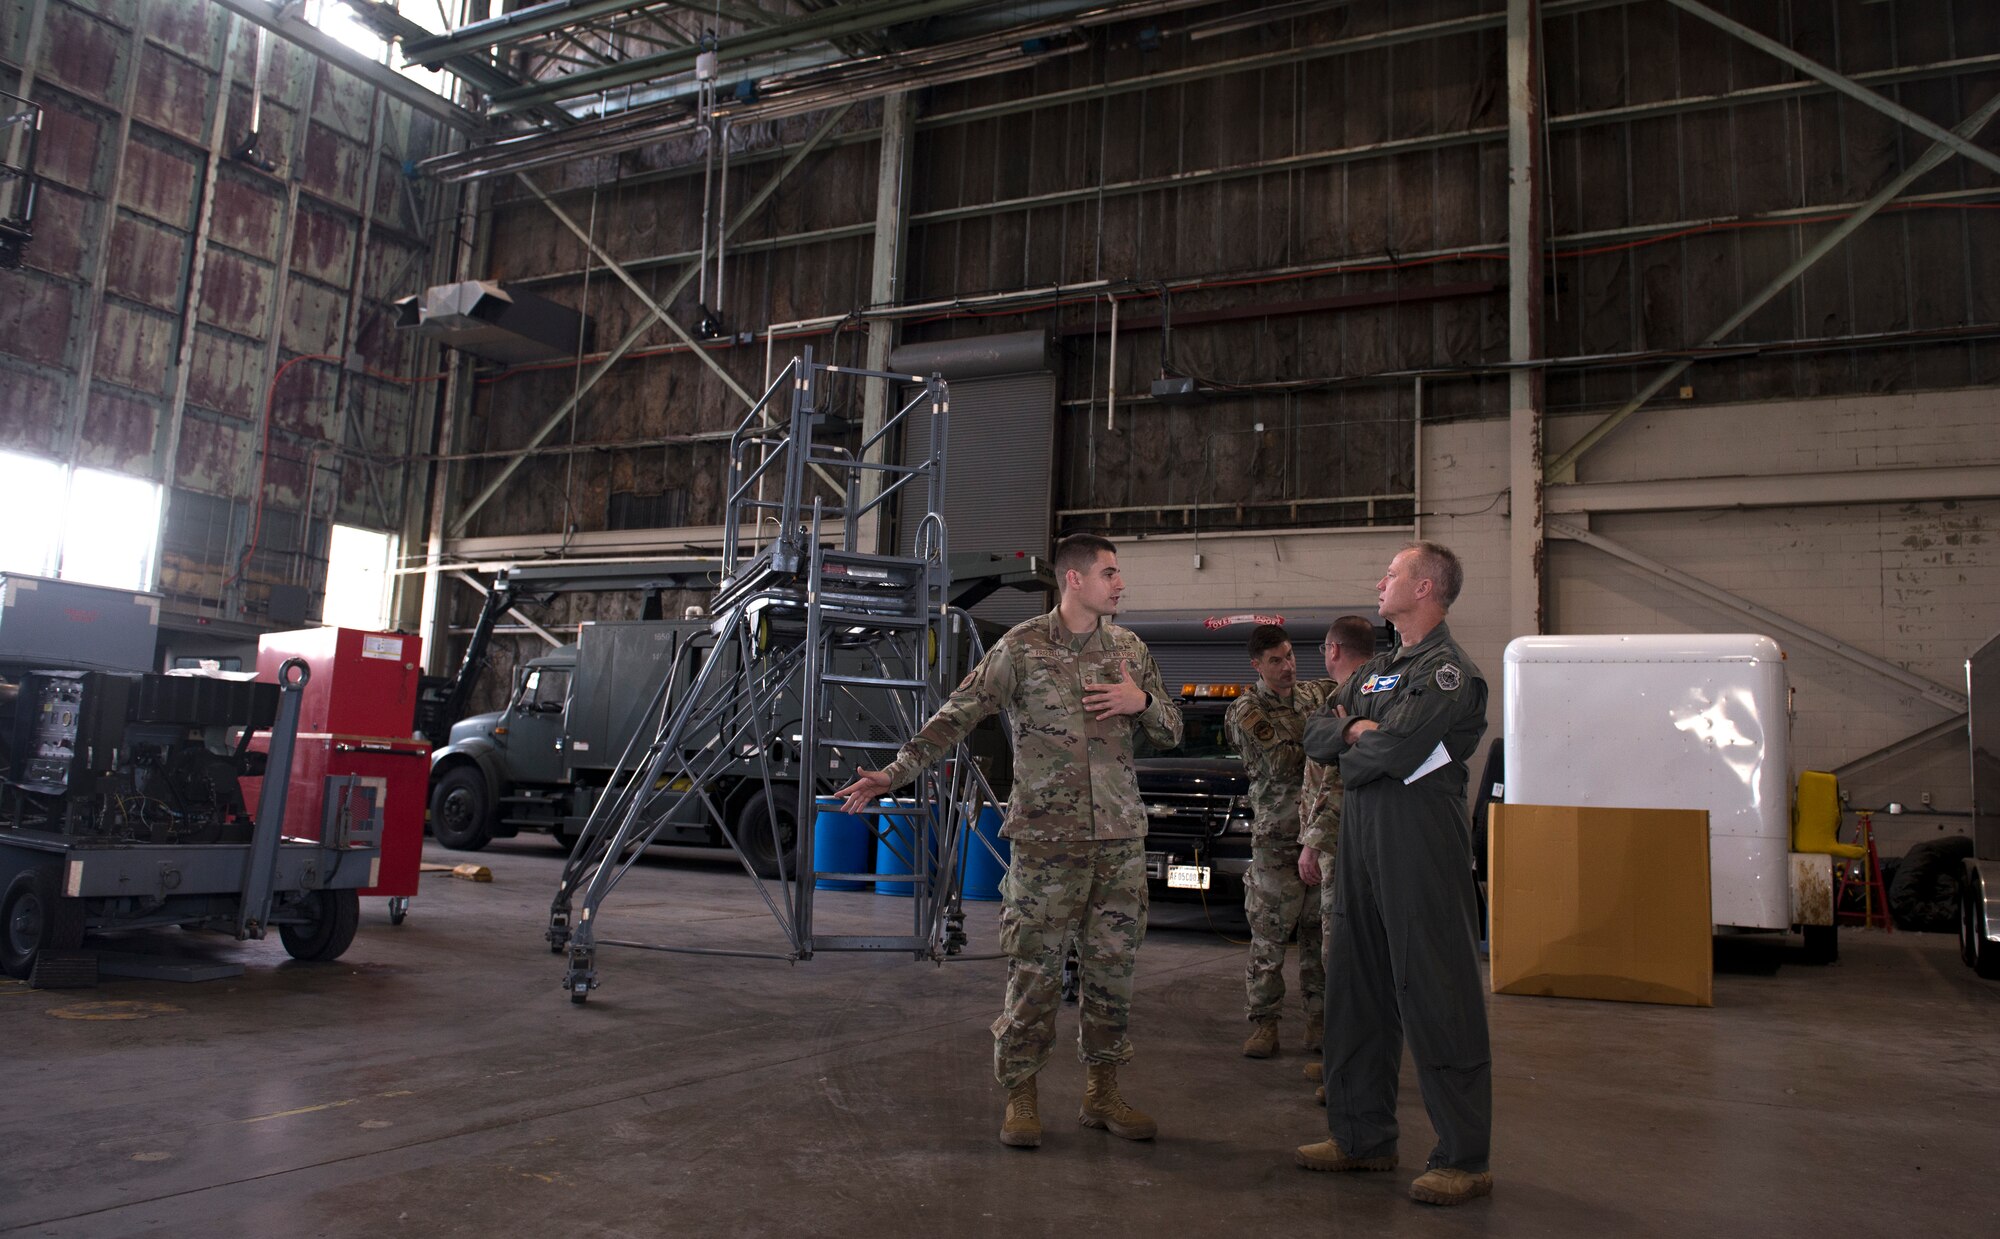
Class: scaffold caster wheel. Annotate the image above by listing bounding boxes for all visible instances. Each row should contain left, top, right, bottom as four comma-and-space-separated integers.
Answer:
387, 897, 410, 926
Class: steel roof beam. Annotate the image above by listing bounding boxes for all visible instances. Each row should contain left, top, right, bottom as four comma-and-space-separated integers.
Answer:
209, 0, 486, 133
485, 0, 1006, 111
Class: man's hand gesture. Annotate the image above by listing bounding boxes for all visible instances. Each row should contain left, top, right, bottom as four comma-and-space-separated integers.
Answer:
835, 768, 892, 814
1084, 658, 1149, 720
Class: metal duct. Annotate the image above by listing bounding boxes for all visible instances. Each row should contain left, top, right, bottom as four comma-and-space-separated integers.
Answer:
888, 330, 1053, 382
394, 280, 592, 365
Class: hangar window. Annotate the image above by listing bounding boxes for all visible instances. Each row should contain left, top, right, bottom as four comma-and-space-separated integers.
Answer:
323, 524, 395, 632
0, 454, 161, 590
0, 451, 64, 578
60, 468, 162, 591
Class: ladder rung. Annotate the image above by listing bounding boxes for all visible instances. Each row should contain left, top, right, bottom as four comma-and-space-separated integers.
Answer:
816, 737, 904, 751
818, 608, 928, 629
821, 674, 928, 689
818, 548, 930, 569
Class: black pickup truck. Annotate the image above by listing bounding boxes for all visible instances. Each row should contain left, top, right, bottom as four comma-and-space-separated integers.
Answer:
1135, 692, 1254, 903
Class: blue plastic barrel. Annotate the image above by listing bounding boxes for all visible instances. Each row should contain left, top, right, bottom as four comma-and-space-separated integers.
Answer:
812, 796, 872, 892
875, 798, 923, 896
961, 804, 1010, 902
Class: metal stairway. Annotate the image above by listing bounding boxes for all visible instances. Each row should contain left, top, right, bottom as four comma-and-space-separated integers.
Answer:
547, 348, 1002, 1003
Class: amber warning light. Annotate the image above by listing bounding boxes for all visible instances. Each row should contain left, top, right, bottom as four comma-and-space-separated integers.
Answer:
1181, 683, 1244, 698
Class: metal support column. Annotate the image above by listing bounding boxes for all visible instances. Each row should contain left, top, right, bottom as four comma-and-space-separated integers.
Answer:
1506, 0, 1544, 638
156, 14, 247, 594
859, 91, 915, 554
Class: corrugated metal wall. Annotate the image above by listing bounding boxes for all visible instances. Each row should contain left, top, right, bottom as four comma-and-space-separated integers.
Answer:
0, 0, 453, 630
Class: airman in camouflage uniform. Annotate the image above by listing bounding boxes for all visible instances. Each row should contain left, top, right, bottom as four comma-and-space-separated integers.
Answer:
1298, 615, 1378, 1098
838, 534, 1181, 1150
1224, 625, 1330, 1057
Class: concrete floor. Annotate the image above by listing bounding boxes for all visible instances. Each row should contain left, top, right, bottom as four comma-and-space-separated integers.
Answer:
4, 837, 1997, 1239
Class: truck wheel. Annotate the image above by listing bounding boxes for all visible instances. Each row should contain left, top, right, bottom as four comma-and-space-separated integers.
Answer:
1963, 870, 2000, 980
279, 889, 361, 962
735, 788, 799, 880
430, 767, 494, 851
1, 870, 85, 980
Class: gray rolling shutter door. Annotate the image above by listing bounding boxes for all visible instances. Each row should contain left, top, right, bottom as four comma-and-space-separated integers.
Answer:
1143, 643, 1253, 693
892, 333, 1055, 627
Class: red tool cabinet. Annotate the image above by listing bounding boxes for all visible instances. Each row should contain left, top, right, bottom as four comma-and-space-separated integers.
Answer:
244, 628, 429, 921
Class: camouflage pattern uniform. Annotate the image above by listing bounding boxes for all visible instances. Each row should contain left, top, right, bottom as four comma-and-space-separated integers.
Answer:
1298, 727, 1344, 946
1224, 677, 1331, 1025
879, 608, 1182, 1088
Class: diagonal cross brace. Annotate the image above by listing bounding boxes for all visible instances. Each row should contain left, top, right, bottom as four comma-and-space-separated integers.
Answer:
1547, 517, 1969, 712
1545, 83, 2000, 483
450, 104, 853, 536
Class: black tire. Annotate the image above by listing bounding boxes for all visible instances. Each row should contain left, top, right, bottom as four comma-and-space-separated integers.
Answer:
1962, 870, 2000, 980
429, 766, 495, 851
279, 888, 361, 962
734, 787, 799, 880
1888, 835, 1974, 932
1, 869, 85, 980
1800, 922, 1839, 965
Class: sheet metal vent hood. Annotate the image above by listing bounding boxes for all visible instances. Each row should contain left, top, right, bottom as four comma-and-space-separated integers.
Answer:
395, 280, 591, 364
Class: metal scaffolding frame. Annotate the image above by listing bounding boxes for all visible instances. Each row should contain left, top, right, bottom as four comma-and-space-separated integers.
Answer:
546, 348, 1007, 1002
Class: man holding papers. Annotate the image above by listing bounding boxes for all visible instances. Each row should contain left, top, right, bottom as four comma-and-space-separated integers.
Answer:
1295, 542, 1494, 1207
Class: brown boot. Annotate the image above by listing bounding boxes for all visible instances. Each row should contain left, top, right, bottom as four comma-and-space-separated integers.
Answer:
1242, 1020, 1279, 1058
999, 1076, 1041, 1148
1409, 1167, 1494, 1205
1303, 1061, 1323, 1082
1079, 1064, 1157, 1140
1295, 1138, 1395, 1172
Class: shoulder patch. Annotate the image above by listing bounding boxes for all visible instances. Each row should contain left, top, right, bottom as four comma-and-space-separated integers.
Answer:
1435, 663, 1462, 692
1252, 720, 1276, 743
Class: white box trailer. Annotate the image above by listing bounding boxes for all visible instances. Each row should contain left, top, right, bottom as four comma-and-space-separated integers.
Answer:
1503, 634, 1833, 949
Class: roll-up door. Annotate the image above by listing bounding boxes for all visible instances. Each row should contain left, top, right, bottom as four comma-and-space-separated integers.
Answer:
890, 331, 1056, 627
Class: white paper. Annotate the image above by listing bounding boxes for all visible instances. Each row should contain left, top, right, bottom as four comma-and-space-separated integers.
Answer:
1403, 742, 1451, 785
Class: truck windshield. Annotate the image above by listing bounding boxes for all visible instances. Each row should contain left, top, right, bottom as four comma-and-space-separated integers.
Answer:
1136, 704, 1237, 760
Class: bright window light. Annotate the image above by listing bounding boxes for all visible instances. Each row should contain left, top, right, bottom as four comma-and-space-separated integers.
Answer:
323, 524, 395, 631
60, 468, 161, 591
0, 451, 64, 578
302, 0, 454, 97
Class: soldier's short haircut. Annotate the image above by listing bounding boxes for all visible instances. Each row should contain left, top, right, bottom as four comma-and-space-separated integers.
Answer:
1405, 540, 1465, 608
1329, 614, 1377, 654
1246, 623, 1291, 660
1053, 533, 1117, 585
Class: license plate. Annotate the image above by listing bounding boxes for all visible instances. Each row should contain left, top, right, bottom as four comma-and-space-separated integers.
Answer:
1167, 864, 1211, 891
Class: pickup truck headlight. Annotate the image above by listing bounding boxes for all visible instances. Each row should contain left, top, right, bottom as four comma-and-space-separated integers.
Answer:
1224, 800, 1253, 834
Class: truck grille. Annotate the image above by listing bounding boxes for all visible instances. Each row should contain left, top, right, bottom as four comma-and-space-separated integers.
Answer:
1141, 790, 1233, 836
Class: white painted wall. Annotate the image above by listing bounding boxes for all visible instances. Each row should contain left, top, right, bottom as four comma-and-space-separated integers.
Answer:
1114, 387, 2000, 857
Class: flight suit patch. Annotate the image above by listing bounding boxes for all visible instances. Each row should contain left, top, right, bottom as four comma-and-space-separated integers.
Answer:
1435, 664, 1462, 691
1360, 673, 1401, 695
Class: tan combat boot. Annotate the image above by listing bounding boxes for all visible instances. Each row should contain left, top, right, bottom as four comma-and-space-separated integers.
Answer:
999, 1076, 1041, 1148
1079, 1064, 1157, 1140
1242, 1020, 1280, 1058
1408, 1167, 1494, 1205
1303, 1061, 1323, 1083
1295, 1138, 1396, 1172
